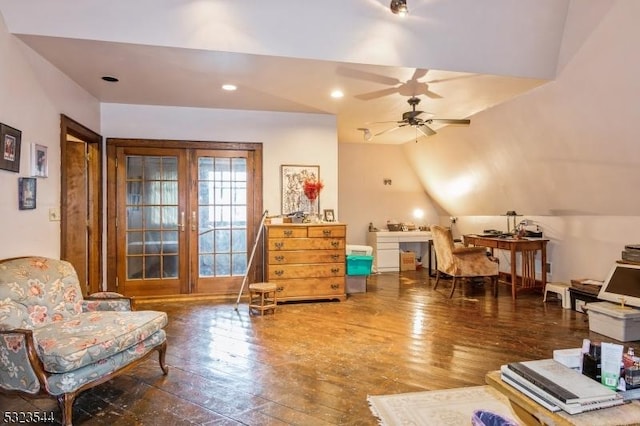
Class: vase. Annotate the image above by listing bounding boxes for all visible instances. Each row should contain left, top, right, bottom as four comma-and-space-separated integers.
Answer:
308, 198, 320, 223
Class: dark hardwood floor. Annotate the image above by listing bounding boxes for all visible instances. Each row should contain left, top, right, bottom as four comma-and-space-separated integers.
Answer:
2, 270, 610, 425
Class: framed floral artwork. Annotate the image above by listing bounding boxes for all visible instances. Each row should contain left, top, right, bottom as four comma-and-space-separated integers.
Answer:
280, 164, 320, 215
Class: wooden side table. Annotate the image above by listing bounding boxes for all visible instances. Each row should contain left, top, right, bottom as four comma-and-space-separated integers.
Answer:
485, 370, 640, 425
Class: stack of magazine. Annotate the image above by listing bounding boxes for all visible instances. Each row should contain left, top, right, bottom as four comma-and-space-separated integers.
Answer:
500, 359, 624, 414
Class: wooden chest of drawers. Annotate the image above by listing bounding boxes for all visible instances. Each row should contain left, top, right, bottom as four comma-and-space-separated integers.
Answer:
265, 223, 346, 302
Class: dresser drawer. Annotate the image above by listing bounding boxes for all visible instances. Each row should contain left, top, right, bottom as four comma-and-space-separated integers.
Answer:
268, 263, 345, 280
272, 277, 345, 299
268, 250, 345, 265
267, 226, 308, 238
268, 238, 345, 251
308, 225, 346, 238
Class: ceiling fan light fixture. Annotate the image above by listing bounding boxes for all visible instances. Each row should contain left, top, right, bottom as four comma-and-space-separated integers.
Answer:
390, 0, 408, 16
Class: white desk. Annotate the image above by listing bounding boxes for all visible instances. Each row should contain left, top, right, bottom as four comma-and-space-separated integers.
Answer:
367, 231, 432, 273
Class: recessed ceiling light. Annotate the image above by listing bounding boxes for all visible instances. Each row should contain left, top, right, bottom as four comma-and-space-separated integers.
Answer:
222, 84, 237, 91
101, 76, 119, 82
331, 90, 344, 99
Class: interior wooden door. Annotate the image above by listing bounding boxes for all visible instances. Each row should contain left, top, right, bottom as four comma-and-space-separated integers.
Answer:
60, 115, 102, 296
107, 139, 263, 298
189, 149, 254, 295
115, 147, 189, 296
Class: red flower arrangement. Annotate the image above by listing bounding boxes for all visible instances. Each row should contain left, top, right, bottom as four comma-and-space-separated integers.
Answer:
303, 177, 324, 201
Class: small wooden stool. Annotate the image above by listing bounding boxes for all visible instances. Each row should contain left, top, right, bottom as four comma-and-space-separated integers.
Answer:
248, 282, 277, 315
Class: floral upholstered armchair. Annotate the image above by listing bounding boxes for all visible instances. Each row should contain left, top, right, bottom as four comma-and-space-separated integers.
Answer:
0, 257, 168, 426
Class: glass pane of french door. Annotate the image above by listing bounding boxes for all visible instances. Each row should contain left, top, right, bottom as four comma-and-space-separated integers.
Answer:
191, 150, 251, 294
117, 147, 188, 296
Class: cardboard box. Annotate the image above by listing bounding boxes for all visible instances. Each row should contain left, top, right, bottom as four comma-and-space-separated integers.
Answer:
400, 251, 416, 271
586, 301, 640, 342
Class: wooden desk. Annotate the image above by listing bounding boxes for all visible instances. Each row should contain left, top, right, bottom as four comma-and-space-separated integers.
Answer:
464, 235, 549, 300
486, 370, 640, 425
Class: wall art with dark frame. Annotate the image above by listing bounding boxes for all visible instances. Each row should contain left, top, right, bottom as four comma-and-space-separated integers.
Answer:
18, 177, 37, 210
0, 123, 22, 173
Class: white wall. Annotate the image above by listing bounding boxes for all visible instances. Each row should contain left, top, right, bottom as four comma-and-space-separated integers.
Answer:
0, 12, 100, 260
402, 0, 640, 283
100, 104, 338, 218
338, 142, 441, 245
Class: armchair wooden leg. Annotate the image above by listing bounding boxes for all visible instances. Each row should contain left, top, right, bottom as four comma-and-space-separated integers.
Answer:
158, 340, 169, 375
449, 277, 457, 298
434, 271, 441, 290
493, 276, 499, 298
57, 392, 77, 426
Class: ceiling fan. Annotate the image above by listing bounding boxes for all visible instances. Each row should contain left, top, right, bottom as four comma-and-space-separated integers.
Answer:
337, 67, 473, 101
373, 96, 471, 138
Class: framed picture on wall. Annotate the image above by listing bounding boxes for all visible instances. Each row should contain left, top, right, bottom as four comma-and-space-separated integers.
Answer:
31, 143, 48, 178
281, 164, 320, 215
18, 177, 37, 210
0, 123, 22, 173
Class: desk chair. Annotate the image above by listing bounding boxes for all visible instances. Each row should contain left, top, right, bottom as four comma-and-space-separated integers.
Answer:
430, 225, 499, 298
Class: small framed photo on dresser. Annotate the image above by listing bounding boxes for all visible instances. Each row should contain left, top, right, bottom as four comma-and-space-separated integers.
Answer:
323, 209, 335, 222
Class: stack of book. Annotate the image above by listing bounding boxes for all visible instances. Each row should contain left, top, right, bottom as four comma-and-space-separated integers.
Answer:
501, 359, 624, 414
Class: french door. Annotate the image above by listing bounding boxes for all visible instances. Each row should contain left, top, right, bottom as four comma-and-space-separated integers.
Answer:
107, 140, 262, 298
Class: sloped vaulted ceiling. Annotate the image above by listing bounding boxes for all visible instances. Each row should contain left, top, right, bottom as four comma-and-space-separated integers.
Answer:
0, 0, 569, 145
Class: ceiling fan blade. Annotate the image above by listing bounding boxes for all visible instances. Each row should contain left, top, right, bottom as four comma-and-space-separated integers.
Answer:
417, 125, 436, 137
429, 118, 471, 125
366, 120, 403, 125
423, 89, 443, 99
336, 66, 401, 86
410, 68, 429, 81
374, 124, 408, 137
426, 74, 476, 84
355, 87, 400, 100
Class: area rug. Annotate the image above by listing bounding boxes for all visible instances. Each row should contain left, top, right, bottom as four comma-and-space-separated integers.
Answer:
368, 385, 521, 426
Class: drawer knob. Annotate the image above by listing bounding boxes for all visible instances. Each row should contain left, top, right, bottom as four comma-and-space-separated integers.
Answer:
331, 284, 340, 290
323, 229, 332, 236
275, 255, 285, 262
331, 254, 340, 260
331, 267, 340, 274
331, 241, 340, 248
284, 230, 293, 237
275, 242, 284, 249
275, 270, 284, 276
277, 286, 284, 292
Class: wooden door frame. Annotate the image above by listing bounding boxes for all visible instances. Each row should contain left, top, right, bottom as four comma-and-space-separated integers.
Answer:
106, 138, 263, 296
60, 115, 103, 295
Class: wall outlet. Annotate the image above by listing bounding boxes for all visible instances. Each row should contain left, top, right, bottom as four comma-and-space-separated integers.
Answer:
48, 208, 61, 222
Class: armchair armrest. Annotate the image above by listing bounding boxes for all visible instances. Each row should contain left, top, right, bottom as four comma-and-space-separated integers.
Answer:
82, 292, 133, 312
0, 329, 48, 395
0, 298, 30, 330
452, 246, 488, 256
